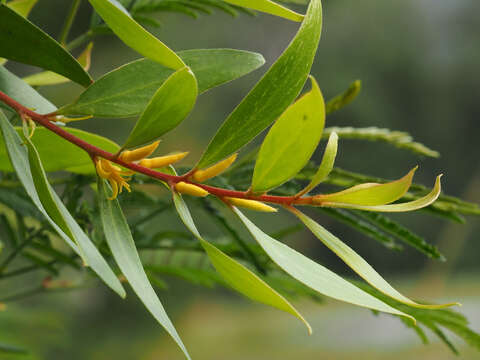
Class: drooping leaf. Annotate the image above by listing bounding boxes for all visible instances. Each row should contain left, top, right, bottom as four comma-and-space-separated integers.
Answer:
316, 167, 417, 206
7, 0, 37, 17
325, 80, 361, 115
97, 178, 191, 360
232, 206, 414, 321
123, 67, 198, 148
57, 49, 264, 118
23, 43, 93, 87
88, 0, 185, 70
197, 0, 323, 169
251, 76, 325, 193
0, 127, 120, 174
222, 0, 303, 21
171, 191, 311, 333
292, 209, 457, 309
0, 111, 125, 297
0, 4, 92, 87
322, 175, 442, 212
298, 131, 338, 195
0, 66, 57, 114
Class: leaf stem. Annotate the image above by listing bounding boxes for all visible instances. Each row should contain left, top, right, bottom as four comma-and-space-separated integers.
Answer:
59, 0, 82, 46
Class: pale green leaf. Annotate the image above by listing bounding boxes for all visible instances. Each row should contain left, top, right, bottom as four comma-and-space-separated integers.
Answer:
298, 131, 338, 195
0, 127, 120, 173
57, 49, 264, 118
293, 209, 458, 309
0, 111, 125, 297
222, 0, 304, 21
7, 0, 37, 17
123, 67, 198, 148
88, 0, 185, 70
171, 191, 311, 333
0, 4, 92, 87
325, 80, 361, 115
322, 175, 443, 212
0, 66, 57, 114
197, 0, 323, 168
232, 206, 414, 321
251, 76, 325, 193
316, 167, 417, 206
97, 178, 191, 360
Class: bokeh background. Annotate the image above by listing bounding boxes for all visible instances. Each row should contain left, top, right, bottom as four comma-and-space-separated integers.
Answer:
1, 0, 479, 359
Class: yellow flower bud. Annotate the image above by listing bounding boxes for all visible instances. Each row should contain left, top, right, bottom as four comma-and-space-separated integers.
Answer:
175, 182, 209, 197
119, 140, 160, 163
192, 153, 237, 182
225, 197, 277, 213
139, 152, 189, 169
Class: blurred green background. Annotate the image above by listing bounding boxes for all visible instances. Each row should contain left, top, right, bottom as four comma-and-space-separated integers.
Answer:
1, 0, 479, 359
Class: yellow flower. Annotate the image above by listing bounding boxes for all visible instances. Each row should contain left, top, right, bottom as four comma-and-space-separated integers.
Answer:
95, 158, 131, 200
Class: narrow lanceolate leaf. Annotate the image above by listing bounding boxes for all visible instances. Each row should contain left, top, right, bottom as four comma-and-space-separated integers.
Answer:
0, 127, 120, 174
0, 4, 92, 87
97, 178, 190, 360
251, 76, 325, 193
197, 0, 323, 169
298, 131, 338, 196
0, 66, 56, 114
0, 111, 124, 297
171, 191, 311, 333
292, 209, 457, 309
57, 49, 264, 118
7, 0, 38, 17
123, 67, 198, 148
23, 43, 93, 87
88, 0, 184, 70
222, 0, 304, 21
325, 80, 361, 115
232, 206, 414, 321
322, 175, 443, 212
316, 167, 417, 206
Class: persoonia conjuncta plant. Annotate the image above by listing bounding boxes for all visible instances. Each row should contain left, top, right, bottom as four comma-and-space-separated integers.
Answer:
0, 0, 479, 358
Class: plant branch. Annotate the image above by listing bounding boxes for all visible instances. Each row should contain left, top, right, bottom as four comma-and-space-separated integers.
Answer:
59, 0, 82, 45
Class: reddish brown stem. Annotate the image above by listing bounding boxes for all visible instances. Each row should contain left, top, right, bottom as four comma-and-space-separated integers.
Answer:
0, 91, 315, 206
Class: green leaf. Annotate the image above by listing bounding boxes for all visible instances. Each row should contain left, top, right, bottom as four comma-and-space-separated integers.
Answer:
0, 111, 125, 297
88, 0, 185, 70
317, 167, 417, 206
123, 67, 198, 148
57, 49, 264, 118
97, 178, 191, 360
298, 131, 338, 195
197, 0, 323, 168
251, 76, 325, 193
292, 209, 457, 309
322, 175, 443, 212
0, 127, 120, 174
23, 43, 93, 87
232, 206, 414, 321
325, 80, 361, 115
7, 0, 37, 17
0, 4, 92, 87
0, 66, 57, 114
171, 191, 311, 333
222, 0, 304, 21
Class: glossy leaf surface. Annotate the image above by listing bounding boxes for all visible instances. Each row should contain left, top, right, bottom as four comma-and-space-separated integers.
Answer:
97, 178, 191, 360
198, 0, 323, 168
293, 209, 457, 309
252, 76, 325, 192
123, 67, 198, 148
58, 49, 264, 117
172, 191, 311, 333
0, 4, 92, 87
88, 0, 184, 70
232, 206, 414, 321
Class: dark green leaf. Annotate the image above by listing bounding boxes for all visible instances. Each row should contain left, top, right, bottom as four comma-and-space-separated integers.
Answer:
0, 4, 92, 87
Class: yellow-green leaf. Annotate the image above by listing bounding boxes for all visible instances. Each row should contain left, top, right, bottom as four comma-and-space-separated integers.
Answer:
293, 208, 458, 309
251, 76, 325, 193
88, 0, 184, 70
316, 167, 417, 206
222, 0, 304, 21
7, 0, 37, 17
